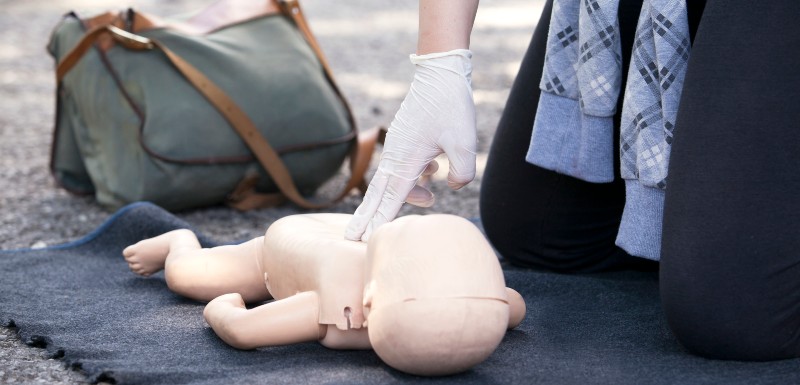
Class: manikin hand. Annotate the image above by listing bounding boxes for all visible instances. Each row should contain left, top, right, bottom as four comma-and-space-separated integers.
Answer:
345, 49, 477, 241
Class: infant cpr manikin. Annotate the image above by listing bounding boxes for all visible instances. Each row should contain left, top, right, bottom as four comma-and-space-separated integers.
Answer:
123, 213, 525, 376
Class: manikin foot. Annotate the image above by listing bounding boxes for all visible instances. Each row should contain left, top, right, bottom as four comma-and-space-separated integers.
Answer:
122, 229, 193, 277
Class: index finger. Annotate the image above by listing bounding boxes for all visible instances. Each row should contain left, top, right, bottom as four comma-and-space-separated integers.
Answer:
344, 169, 389, 241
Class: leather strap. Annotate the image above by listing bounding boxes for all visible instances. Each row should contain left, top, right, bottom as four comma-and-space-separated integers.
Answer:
56, 6, 381, 210
226, 126, 381, 211
277, 0, 334, 83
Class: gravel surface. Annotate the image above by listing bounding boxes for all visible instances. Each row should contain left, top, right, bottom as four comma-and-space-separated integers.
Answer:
0, 0, 541, 382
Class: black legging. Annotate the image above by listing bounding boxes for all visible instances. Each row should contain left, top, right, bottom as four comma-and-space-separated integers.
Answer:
480, 0, 800, 360
481, 0, 664, 273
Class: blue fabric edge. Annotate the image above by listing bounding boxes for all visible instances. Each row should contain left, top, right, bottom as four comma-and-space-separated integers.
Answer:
0, 201, 157, 254
0, 203, 485, 254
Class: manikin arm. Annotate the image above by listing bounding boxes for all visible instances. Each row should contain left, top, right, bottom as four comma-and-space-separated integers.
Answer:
203, 292, 325, 350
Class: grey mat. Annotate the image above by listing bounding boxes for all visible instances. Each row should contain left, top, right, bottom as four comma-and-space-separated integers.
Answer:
1, 202, 798, 384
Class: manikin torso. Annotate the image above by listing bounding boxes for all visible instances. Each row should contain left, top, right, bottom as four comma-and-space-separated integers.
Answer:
258, 214, 369, 347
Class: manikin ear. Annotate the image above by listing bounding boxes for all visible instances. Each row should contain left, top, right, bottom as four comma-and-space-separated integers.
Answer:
362, 280, 376, 327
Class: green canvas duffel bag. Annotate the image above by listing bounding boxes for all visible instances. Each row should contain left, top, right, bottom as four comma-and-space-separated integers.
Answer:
47, 0, 379, 211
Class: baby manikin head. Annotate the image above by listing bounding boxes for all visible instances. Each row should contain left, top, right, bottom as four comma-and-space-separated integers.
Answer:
363, 215, 513, 376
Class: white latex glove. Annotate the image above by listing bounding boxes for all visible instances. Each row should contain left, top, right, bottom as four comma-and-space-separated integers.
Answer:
345, 49, 477, 241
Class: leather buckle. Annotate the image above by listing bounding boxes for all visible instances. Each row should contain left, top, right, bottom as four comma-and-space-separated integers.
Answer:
107, 25, 153, 50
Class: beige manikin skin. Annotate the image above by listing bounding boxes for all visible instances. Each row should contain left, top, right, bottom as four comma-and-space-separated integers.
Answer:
123, 214, 526, 376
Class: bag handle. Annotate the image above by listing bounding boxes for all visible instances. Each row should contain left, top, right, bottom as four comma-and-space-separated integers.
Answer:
56, 4, 382, 210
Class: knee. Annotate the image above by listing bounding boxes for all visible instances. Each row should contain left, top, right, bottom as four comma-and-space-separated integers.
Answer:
480, 161, 631, 272
480, 198, 630, 273
164, 263, 194, 299
164, 256, 214, 302
479, 197, 545, 268
661, 295, 797, 360
660, 266, 800, 361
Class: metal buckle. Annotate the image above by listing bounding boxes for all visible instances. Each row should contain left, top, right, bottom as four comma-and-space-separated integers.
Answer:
107, 25, 153, 50
278, 0, 300, 14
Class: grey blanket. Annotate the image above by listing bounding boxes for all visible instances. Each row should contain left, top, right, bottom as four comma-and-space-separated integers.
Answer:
1, 202, 797, 384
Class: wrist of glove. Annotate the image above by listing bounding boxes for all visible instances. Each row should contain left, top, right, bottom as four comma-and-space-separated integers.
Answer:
345, 49, 477, 241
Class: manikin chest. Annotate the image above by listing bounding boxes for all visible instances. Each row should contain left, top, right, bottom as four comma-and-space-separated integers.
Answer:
259, 214, 367, 331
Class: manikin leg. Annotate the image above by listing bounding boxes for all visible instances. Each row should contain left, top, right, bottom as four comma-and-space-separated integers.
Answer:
122, 229, 270, 303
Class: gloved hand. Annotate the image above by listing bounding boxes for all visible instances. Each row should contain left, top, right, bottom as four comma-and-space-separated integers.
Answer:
345, 49, 477, 241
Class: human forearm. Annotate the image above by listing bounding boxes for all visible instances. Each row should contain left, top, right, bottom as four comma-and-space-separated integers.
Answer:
417, 0, 478, 54
345, 0, 480, 241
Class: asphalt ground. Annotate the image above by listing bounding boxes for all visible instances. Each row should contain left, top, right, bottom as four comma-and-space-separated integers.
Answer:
0, 0, 541, 382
